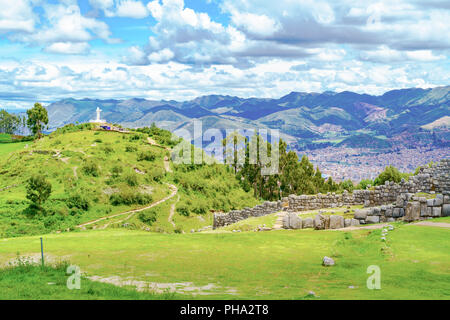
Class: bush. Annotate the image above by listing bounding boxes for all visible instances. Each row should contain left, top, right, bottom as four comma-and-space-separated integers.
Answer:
138, 210, 157, 225
26, 174, 52, 209
374, 165, 402, 186
111, 165, 123, 178
137, 150, 156, 162
110, 189, 152, 206
66, 193, 90, 211
82, 160, 100, 177
123, 172, 139, 187
125, 145, 137, 152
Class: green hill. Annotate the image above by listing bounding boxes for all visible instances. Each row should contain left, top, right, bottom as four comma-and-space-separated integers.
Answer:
0, 124, 258, 238
337, 133, 392, 149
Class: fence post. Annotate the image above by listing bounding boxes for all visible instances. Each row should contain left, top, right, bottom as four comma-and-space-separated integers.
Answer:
40, 237, 44, 267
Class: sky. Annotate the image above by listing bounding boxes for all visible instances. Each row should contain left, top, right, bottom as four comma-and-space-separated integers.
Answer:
0, 0, 449, 109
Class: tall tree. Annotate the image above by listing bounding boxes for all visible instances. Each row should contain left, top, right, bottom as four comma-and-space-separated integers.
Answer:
26, 103, 48, 138
0, 109, 21, 134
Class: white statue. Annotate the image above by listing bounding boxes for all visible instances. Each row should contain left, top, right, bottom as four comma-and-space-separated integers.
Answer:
90, 107, 106, 123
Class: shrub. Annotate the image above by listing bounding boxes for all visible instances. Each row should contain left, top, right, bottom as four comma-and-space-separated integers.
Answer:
102, 145, 114, 154
138, 210, 157, 225
125, 145, 137, 152
123, 172, 139, 187
111, 165, 123, 178
82, 160, 100, 177
110, 189, 152, 206
66, 193, 90, 211
137, 150, 156, 162
374, 165, 402, 186
94, 138, 102, 143
26, 174, 52, 209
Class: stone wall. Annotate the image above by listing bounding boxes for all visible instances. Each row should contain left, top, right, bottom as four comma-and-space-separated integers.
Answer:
213, 201, 283, 229
213, 159, 449, 229
353, 191, 450, 224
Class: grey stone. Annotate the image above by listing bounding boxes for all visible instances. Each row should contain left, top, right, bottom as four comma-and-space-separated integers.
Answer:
373, 207, 381, 216
344, 218, 351, 228
289, 213, 303, 229
350, 219, 360, 226
385, 207, 393, 217
443, 204, 450, 217
322, 256, 335, 266
302, 217, 314, 229
354, 209, 368, 220
365, 216, 380, 224
405, 201, 420, 222
432, 207, 442, 217
434, 194, 443, 206
427, 199, 434, 206
420, 202, 428, 217
329, 215, 344, 229
393, 208, 400, 218
386, 218, 395, 222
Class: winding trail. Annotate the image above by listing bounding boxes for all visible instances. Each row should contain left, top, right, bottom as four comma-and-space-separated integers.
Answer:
168, 196, 180, 228
77, 183, 178, 230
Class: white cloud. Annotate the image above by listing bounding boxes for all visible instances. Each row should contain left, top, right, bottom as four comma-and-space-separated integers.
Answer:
0, 0, 36, 33
10, 3, 113, 54
113, 0, 149, 18
45, 42, 91, 55
230, 12, 280, 37
148, 48, 175, 63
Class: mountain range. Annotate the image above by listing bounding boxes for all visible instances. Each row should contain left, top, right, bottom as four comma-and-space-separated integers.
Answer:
44, 86, 450, 150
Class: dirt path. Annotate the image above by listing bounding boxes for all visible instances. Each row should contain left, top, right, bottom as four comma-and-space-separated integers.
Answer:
336, 224, 389, 231
163, 156, 172, 173
168, 196, 180, 228
77, 184, 178, 230
412, 221, 450, 228
272, 211, 286, 230
73, 166, 78, 179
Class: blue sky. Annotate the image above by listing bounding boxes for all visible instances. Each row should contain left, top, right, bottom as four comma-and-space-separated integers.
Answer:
0, 0, 449, 109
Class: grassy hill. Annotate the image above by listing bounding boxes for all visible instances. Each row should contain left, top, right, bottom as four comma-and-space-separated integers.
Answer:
0, 124, 258, 238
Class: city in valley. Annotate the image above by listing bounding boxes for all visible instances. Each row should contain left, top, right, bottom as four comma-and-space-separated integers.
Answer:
305, 146, 450, 182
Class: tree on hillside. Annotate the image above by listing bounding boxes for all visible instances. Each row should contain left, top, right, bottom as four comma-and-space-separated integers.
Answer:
0, 109, 21, 134
26, 103, 48, 139
26, 174, 52, 212
373, 165, 402, 186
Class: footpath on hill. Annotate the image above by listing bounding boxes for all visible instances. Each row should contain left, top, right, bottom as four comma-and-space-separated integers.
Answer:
77, 184, 178, 230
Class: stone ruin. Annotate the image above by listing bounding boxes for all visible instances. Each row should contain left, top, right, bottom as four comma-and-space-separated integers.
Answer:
213, 159, 449, 230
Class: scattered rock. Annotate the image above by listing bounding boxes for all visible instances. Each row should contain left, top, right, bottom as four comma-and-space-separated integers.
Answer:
322, 256, 335, 266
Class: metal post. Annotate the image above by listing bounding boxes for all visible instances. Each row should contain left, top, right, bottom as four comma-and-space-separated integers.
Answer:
40, 237, 44, 267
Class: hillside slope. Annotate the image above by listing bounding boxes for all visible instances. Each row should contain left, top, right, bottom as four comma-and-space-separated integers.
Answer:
0, 124, 258, 238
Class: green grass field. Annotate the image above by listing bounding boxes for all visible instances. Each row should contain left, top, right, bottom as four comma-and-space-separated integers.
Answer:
0, 222, 448, 300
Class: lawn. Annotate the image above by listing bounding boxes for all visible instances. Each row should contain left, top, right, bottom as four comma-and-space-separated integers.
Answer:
0, 223, 448, 300
0, 261, 178, 300
0, 141, 29, 157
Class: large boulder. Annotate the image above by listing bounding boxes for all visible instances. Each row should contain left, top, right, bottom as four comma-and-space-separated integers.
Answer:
404, 201, 420, 222
302, 217, 314, 229
354, 209, 368, 220
350, 219, 360, 226
344, 218, 351, 228
314, 214, 330, 230
365, 215, 380, 224
329, 215, 344, 229
290, 213, 303, 229
432, 207, 442, 217
434, 194, 444, 206
443, 204, 450, 217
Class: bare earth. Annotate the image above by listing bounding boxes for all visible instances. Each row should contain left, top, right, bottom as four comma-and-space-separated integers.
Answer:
412, 221, 450, 228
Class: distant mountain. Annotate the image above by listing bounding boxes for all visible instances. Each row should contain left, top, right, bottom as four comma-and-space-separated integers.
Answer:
44, 86, 450, 150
